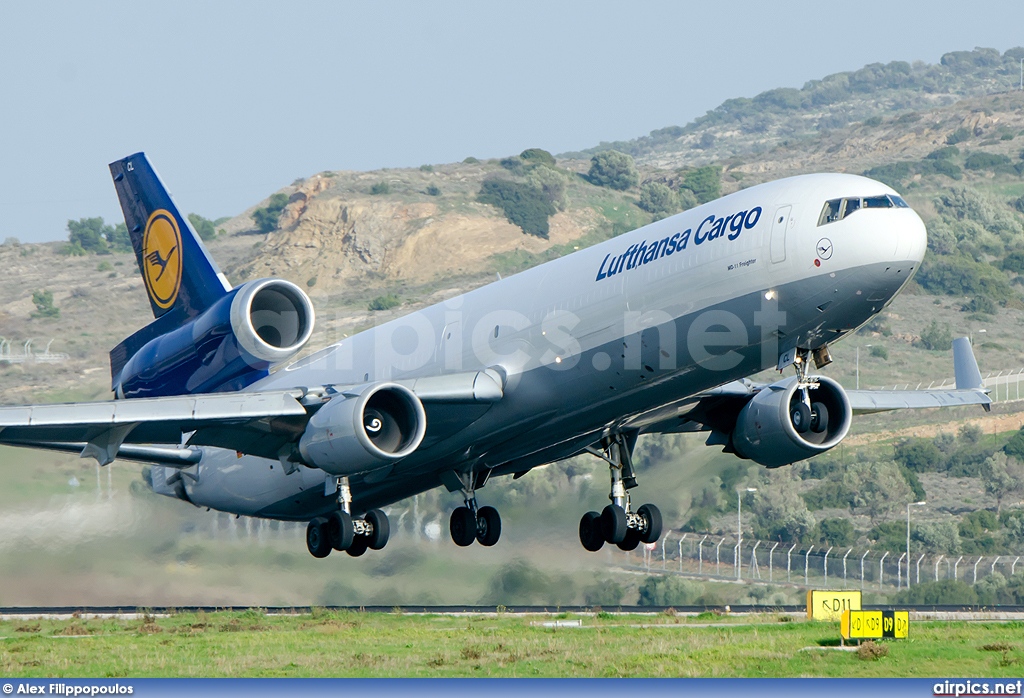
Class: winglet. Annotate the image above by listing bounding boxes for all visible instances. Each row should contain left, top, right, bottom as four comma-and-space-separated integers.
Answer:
953, 337, 985, 391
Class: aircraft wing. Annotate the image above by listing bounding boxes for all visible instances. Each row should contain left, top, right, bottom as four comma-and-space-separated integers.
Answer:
0, 369, 505, 464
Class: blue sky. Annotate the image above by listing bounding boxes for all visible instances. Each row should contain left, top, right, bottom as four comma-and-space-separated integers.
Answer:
1, 0, 1022, 242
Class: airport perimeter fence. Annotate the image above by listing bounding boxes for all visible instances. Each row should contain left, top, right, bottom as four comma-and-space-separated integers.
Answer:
626, 531, 1024, 592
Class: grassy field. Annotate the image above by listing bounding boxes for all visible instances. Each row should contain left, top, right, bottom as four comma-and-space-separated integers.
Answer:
1, 611, 1023, 677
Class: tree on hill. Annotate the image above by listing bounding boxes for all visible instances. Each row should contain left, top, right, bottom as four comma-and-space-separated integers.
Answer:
519, 148, 556, 168
252, 193, 289, 233
31, 290, 59, 319
477, 178, 556, 238
637, 182, 679, 220
587, 151, 639, 190
681, 166, 721, 204
187, 213, 218, 241
980, 452, 1024, 513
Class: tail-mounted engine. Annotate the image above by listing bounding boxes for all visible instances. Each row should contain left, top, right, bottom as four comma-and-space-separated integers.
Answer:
732, 375, 852, 468
115, 278, 315, 399
299, 383, 427, 476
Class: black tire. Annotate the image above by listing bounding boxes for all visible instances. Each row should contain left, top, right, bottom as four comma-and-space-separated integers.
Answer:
600, 504, 628, 544
617, 528, 641, 551
306, 518, 332, 558
328, 510, 354, 551
450, 507, 477, 547
638, 503, 662, 544
365, 509, 390, 550
346, 534, 369, 557
791, 402, 811, 434
579, 511, 604, 552
476, 506, 501, 546
810, 402, 829, 434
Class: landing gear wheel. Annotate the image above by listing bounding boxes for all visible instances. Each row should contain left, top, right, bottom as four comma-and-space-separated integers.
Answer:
476, 506, 501, 547
365, 509, 390, 550
810, 402, 829, 434
637, 503, 662, 544
617, 528, 641, 551
601, 504, 628, 544
791, 402, 811, 433
450, 507, 477, 547
346, 534, 369, 557
328, 510, 354, 551
579, 511, 604, 552
306, 517, 332, 558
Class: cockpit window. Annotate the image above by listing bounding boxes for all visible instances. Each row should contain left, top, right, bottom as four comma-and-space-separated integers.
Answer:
817, 194, 908, 226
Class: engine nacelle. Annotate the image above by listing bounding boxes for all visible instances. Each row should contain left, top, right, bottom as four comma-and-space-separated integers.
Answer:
732, 375, 852, 468
116, 278, 314, 398
299, 383, 427, 476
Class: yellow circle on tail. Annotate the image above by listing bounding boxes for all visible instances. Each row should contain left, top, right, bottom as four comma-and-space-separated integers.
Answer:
142, 210, 183, 310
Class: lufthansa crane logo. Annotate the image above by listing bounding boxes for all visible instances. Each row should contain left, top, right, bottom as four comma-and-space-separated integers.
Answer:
142, 209, 182, 309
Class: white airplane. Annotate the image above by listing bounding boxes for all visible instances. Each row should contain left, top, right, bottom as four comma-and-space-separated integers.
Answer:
0, 153, 990, 558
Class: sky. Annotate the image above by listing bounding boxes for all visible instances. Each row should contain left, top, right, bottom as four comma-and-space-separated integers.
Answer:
1, 1, 1022, 243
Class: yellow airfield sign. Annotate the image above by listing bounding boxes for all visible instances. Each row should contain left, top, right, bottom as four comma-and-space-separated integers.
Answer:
806, 590, 862, 621
841, 610, 910, 640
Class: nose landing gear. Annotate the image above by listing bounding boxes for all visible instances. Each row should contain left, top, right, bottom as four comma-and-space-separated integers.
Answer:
579, 434, 662, 552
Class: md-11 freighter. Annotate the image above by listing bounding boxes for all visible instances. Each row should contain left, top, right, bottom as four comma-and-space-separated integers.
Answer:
0, 153, 990, 558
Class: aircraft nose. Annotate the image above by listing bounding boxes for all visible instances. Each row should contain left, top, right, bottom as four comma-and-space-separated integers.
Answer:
895, 208, 927, 264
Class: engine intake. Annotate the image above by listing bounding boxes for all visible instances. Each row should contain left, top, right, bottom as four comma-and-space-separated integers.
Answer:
299, 383, 427, 476
732, 375, 851, 468
231, 278, 315, 363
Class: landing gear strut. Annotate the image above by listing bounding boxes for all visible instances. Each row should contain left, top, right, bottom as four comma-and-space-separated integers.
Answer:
449, 470, 501, 547
579, 433, 662, 552
305, 476, 391, 558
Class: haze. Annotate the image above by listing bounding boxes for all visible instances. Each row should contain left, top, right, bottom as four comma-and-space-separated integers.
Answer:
1, 0, 1022, 243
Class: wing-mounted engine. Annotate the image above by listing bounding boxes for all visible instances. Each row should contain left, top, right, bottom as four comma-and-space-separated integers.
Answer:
732, 375, 851, 467
115, 278, 314, 399
299, 383, 427, 476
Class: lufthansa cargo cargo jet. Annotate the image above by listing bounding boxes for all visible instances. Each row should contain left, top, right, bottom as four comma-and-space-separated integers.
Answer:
0, 154, 991, 558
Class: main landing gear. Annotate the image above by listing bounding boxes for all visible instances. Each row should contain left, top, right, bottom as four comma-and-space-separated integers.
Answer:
306, 476, 391, 558
449, 470, 501, 547
578, 434, 662, 552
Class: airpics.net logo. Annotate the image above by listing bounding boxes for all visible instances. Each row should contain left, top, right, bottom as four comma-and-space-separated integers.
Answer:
934, 680, 1024, 696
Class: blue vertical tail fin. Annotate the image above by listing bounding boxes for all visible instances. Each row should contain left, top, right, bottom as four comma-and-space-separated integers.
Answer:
109, 152, 230, 320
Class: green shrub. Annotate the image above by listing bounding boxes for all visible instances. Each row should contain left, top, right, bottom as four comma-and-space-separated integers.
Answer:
920, 158, 963, 180
962, 296, 996, 315
463, 157, 480, 164
588, 151, 639, 191
1004, 426, 1024, 461
66, 217, 129, 254
637, 182, 679, 220
97, 261, 113, 272
864, 162, 912, 189
637, 576, 705, 606
252, 193, 289, 233
917, 320, 952, 351
926, 146, 960, 159
894, 579, 978, 605
681, 166, 721, 203
895, 438, 943, 472
677, 188, 699, 211
31, 290, 59, 319
425, 185, 441, 196
965, 152, 1012, 170
519, 148, 556, 167
1012, 195, 1024, 214
187, 213, 217, 241
916, 254, 1014, 301
947, 128, 972, 145
862, 115, 883, 127
477, 178, 556, 238
370, 181, 391, 195
814, 518, 855, 547
367, 294, 401, 311
870, 345, 889, 360
419, 164, 434, 172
